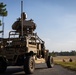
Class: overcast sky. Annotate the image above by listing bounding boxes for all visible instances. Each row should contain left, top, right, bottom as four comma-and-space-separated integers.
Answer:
0, 0, 76, 52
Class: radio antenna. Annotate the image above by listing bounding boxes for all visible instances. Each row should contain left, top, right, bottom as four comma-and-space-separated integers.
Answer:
21, 0, 23, 37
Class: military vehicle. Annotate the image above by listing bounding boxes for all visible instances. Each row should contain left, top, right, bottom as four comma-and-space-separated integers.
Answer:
0, 1, 54, 74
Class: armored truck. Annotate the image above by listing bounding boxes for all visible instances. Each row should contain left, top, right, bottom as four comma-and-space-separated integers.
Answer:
0, 10, 54, 74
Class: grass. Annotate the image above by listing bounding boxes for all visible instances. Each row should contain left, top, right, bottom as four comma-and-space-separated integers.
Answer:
55, 61, 76, 71
53, 56, 76, 71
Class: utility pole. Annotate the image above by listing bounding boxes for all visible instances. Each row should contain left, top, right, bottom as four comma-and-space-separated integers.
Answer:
2, 16, 4, 38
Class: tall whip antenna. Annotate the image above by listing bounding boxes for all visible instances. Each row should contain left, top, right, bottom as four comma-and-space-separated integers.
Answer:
21, 0, 23, 37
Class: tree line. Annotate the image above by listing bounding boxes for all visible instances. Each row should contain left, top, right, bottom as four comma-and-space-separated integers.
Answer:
50, 50, 76, 56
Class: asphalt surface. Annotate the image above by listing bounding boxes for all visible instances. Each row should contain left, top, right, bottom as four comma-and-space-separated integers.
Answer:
0, 63, 76, 75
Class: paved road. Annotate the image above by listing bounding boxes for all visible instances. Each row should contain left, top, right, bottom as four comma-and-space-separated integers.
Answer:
1, 63, 76, 75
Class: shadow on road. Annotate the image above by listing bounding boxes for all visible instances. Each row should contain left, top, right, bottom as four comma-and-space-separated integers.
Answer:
0, 67, 24, 75
0, 64, 48, 75
35, 67, 48, 70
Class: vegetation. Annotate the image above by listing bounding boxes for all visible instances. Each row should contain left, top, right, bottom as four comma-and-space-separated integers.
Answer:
0, 2, 7, 34
50, 50, 76, 56
0, 2, 7, 16
55, 61, 76, 71
54, 56, 76, 71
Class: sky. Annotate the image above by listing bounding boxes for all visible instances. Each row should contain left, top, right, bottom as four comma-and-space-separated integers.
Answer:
0, 0, 76, 52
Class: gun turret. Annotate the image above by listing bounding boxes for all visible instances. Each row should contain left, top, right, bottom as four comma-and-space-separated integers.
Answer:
12, 13, 36, 34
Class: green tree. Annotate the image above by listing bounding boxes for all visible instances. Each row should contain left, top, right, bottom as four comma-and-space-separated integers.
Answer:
0, 2, 7, 17
0, 2, 7, 37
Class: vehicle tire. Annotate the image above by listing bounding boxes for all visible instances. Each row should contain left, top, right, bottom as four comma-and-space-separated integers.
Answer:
24, 56, 35, 74
0, 60, 7, 73
46, 56, 54, 68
